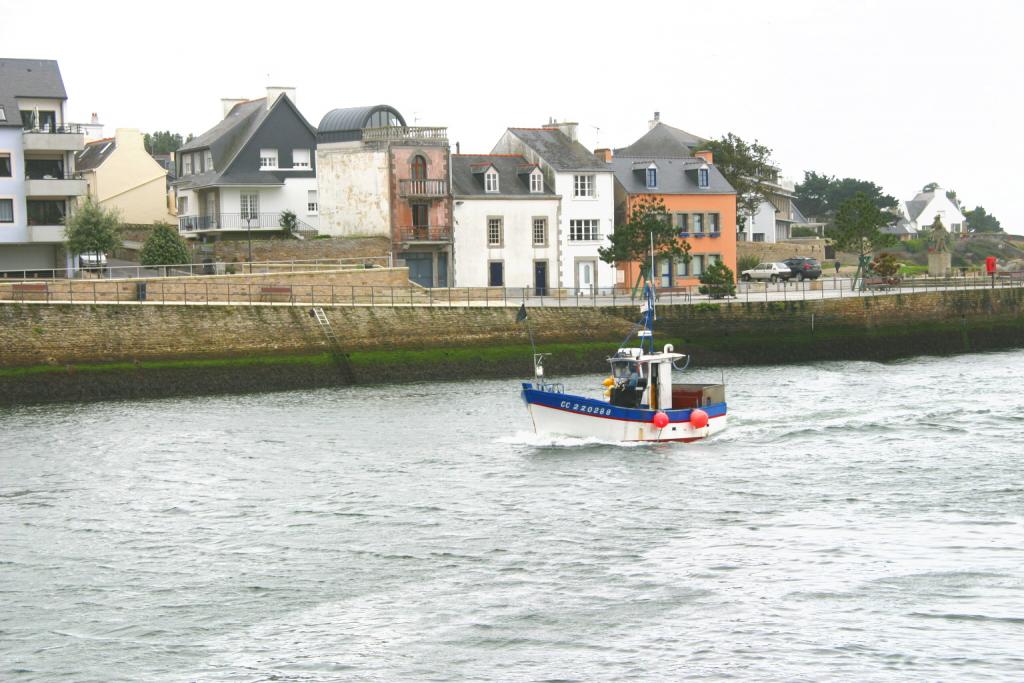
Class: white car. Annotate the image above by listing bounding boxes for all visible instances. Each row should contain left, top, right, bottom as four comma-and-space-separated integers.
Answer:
740, 262, 792, 283
79, 252, 108, 269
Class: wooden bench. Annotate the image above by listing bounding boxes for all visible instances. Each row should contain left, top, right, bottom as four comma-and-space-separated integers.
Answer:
11, 283, 49, 301
864, 277, 898, 290
259, 285, 293, 303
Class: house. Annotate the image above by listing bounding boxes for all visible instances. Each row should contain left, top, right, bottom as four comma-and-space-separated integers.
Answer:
173, 87, 318, 240
898, 185, 966, 235
451, 154, 559, 291
0, 58, 87, 271
744, 177, 802, 243
606, 121, 737, 289
491, 121, 615, 293
75, 128, 176, 225
316, 105, 451, 287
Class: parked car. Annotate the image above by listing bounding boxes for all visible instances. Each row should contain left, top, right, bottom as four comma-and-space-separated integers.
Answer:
783, 257, 822, 281
78, 252, 107, 269
740, 262, 793, 283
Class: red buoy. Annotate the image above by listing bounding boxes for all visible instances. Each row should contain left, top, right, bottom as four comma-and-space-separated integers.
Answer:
690, 409, 709, 429
652, 411, 669, 429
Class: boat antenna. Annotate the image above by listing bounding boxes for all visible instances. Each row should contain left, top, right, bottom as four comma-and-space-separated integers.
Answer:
517, 301, 547, 379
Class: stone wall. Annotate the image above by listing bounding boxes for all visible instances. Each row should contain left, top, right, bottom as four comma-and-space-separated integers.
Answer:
738, 238, 827, 264
196, 236, 391, 263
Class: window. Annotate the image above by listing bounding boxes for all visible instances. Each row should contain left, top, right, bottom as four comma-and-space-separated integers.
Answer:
38, 111, 56, 131
646, 167, 657, 188
177, 197, 188, 215
707, 254, 720, 267
676, 255, 690, 277
259, 148, 278, 169
411, 155, 427, 180
307, 190, 318, 214
691, 254, 705, 277
752, 233, 765, 242
487, 217, 503, 246
240, 193, 260, 220
530, 170, 543, 193
488, 261, 504, 287
708, 213, 720, 233
951, 223, 962, 233
0, 153, 10, 178
21, 111, 35, 129
485, 169, 499, 193
412, 203, 429, 228
692, 214, 704, 234
0, 198, 13, 223
0, 105, 5, 122
204, 150, 214, 173
182, 155, 193, 175
532, 218, 547, 246
675, 213, 689, 233
573, 174, 594, 197
569, 219, 599, 241
293, 148, 311, 169
27, 200, 65, 225
698, 167, 710, 188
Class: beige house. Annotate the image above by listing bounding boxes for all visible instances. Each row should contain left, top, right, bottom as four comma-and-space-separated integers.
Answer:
76, 128, 175, 224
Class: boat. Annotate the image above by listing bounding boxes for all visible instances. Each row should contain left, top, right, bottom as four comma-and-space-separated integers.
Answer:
520, 283, 727, 443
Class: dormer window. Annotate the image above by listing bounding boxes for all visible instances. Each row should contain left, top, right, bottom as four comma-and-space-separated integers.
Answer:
182, 155, 193, 175
0, 105, 6, 122
646, 166, 658, 189
530, 169, 543, 193
698, 167, 709, 188
259, 148, 278, 169
485, 168, 499, 193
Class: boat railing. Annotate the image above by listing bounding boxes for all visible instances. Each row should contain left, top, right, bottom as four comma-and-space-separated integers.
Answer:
535, 382, 565, 394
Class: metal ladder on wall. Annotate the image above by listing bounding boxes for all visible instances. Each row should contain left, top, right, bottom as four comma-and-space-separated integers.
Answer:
310, 307, 339, 350
310, 306, 355, 383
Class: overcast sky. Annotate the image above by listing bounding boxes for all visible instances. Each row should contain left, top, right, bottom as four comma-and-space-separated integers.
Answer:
3, 0, 1020, 228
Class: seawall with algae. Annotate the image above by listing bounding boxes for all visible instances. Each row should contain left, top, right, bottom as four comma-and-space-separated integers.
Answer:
1, 288, 1022, 405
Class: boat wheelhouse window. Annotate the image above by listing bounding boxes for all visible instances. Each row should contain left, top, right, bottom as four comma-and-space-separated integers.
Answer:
610, 359, 640, 379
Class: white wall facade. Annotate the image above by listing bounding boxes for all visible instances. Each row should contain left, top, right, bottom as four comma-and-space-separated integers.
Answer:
905, 188, 967, 233
745, 199, 778, 243
315, 142, 390, 237
453, 197, 559, 288
0, 127, 27, 244
553, 171, 616, 292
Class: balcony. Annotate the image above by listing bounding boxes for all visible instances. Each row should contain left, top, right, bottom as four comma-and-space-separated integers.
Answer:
25, 173, 87, 197
178, 212, 317, 235
361, 126, 448, 145
28, 225, 65, 242
399, 226, 452, 243
22, 124, 86, 152
398, 178, 448, 198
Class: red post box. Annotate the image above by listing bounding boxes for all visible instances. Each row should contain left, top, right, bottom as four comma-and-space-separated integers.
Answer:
985, 256, 997, 275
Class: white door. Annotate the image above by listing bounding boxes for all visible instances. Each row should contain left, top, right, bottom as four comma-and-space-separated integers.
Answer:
576, 259, 597, 295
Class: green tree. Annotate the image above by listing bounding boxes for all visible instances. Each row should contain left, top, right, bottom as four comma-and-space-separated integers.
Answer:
698, 260, 736, 299
964, 206, 1002, 233
599, 196, 691, 288
139, 222, 190, 266
699, 133, 776, 229
279, 209, 299, 237
143, 131, 187, 154
922, 181, 939, 193
795, 171, 897, 221
64, 198, 122, 259
827, 192, 896, 288
869, 252, 900, 279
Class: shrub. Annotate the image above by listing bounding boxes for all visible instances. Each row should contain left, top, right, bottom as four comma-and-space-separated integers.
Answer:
139, 222, 190, 266
869, 252, 900, 278
737, 254, 760, 273
698, 260, 737, 298
279, 210, 298, 236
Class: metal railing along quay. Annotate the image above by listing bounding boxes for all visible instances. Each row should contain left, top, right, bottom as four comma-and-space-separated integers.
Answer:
3, 273, 1022, 307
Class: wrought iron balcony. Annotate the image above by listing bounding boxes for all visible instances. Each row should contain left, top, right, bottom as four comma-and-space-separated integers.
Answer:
398, 179, 448, 198
398, 226, 452, 242
362, 126, 448, 144
178, 212, 315, 233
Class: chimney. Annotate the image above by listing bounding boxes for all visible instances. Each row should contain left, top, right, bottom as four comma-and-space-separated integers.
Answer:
90, 112, 99, 124
648, 111, 661, 130
455, 141, 460, 154
221, 97, 247, 118
694, 150, 713, 164
266, 86, 296, 110
114, 128, 145, 151
594, 148, 612, 163
543, 119, 578, 142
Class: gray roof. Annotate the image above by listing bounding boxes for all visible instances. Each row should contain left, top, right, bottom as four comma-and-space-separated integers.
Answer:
505, 128, 610, 172
75, 137, 116, 171
609, 155, 735, 195
613, 122, 706, 158
0, 58, 67, 128
451, 154, 558, 198
905, 198, 929, 221
317, 105, 405, 142
883, 217, 916, 235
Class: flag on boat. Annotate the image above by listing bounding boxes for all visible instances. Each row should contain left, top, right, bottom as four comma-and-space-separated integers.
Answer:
639, 283, 656, 319
516, 303, 528, 322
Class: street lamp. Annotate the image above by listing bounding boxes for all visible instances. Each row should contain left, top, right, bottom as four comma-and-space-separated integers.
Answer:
244, 215, 255, 272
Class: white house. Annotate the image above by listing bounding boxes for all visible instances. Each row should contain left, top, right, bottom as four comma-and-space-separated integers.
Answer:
0, 58, 87, 271
743, 177, 802, 243
899, 185, 966, 235
492, 122, 616, 293
451, 154, 559, 291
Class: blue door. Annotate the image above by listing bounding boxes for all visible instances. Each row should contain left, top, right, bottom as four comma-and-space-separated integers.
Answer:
404, 253, 433, 288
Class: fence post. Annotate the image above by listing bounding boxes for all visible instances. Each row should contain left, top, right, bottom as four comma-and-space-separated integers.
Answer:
92, 281, 97, 304
206, 282, 210, 305
391, 286, 395, 307
504, 287, 507, 307
371, 287, 374, 307
351, 286, 355, 306
331, 284, 335, 306
449, 286, 452, 308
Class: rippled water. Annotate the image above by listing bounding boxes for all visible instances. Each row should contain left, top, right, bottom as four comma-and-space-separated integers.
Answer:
2, 350, 1024, 682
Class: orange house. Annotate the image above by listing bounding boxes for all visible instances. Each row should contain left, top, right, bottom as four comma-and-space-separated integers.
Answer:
602, 149, 737, 289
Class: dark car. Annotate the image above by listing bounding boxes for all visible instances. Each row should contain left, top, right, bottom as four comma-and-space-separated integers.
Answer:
784, 257, 822, 281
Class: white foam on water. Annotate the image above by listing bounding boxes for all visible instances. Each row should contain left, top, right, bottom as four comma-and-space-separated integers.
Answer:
497, 431, 655, 449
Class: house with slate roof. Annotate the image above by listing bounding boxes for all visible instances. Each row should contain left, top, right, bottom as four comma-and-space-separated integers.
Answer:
173, 87, 318, 239
76, 128, 175, 225
893, 185, 966, 237
492, 121, 615, 293
316, 105, 452, 287
451, 154, 559, 290
605, 131, 737, 289
0, 58, 87, 271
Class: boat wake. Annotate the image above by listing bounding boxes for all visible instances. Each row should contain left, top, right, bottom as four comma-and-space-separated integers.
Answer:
498, 431, 653, 449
